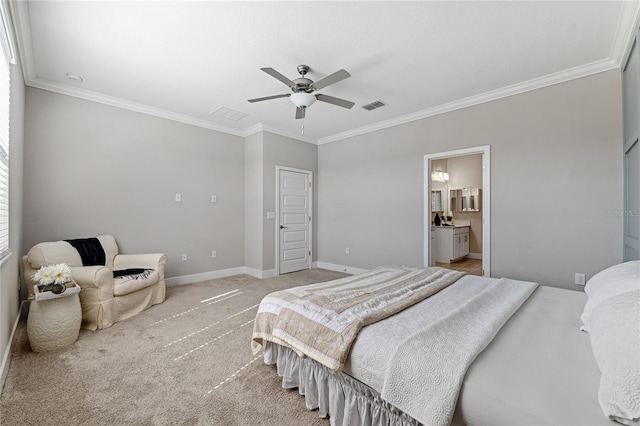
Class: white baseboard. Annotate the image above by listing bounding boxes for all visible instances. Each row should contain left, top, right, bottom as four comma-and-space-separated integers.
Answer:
165, 266, 278, 286
0, 300, 25, 395
243, 267, 277, 279
166, 262, 364, 286
165, 267, 246, 286
467, 253, 483, 260
166, 261, 367, 286
315, 261, 368, 275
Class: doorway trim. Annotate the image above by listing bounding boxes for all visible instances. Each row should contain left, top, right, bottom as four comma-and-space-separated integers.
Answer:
275, 165, 313, 275
424, 145, 491, 276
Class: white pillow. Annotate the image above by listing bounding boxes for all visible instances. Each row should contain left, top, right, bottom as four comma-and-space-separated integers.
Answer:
581, 261, 640, 333
588, 289, 640, 425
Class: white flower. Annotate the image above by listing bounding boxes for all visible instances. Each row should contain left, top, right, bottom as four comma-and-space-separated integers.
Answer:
32, 263, 72, 285
32, 267, 53, 285
51, 263, 72, 284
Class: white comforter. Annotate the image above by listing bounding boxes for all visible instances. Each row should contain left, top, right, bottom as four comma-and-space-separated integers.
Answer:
346, 276, 538, 426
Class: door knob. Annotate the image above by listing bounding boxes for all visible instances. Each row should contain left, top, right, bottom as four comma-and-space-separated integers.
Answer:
280, 225, 287, 229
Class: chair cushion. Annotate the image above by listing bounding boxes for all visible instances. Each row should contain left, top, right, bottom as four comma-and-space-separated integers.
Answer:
96, 235, 119, 270
27, 241, 83, 268
113, 269, 160, 296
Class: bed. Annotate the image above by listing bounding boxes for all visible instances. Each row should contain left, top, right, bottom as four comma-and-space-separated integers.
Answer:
251, 263, 640, 426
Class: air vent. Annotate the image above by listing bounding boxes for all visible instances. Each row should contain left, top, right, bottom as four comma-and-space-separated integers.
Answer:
210, 106, 248, 121
362, 100, 386, 111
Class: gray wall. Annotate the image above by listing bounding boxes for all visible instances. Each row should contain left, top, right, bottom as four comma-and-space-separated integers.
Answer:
19, 69, 625, 290
23, 88, 245, 278
318, 70, 623, 289
244, 132, 263, 271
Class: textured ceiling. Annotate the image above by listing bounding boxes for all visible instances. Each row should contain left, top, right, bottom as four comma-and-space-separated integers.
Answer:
9, 1, 639, 143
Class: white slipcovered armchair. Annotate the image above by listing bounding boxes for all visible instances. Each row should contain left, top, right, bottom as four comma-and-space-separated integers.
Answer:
22, 235, 167, 330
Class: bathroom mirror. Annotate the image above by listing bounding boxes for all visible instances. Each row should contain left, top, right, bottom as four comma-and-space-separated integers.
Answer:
450, 188, 481, 212
431, 190, 443, 213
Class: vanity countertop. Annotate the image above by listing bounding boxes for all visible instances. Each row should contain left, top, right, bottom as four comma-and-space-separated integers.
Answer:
432, 224, 469, 229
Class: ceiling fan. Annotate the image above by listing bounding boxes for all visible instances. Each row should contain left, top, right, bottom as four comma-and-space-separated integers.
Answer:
248, 65, 355, 119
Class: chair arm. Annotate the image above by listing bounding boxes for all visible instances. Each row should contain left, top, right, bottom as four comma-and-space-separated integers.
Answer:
22, 255, 40, 298
69, 266, 115, 330
70, 266, 115, 301
70, 266, 112, 289
113, 253, 168, 276
21, 257, 114, 299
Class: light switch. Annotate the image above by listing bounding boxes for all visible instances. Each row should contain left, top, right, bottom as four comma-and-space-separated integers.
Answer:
175, 193, 182, 202
211, 195, 217, 203
266, 212, 275, 220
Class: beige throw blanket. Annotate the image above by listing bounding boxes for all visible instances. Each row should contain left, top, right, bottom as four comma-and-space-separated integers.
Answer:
251, 266, 465, 371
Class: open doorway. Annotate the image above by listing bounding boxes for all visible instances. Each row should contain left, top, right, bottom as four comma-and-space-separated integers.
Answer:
424, 146, 491, 276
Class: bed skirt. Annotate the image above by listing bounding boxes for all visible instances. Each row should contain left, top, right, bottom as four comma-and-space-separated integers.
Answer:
263, 341, 421, 426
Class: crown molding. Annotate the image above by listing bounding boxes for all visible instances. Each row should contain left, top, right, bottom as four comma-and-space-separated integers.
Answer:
8, 0, 34, 81
257, 124, 318, 144
613, 0, 640, 68
27, 77, 247, 137
317, 58, 619, 145
242, 123, 264, 138
10, 0, 249, 138
26, 75, 319, 144
10, 0, 634, 147
242, 122, 318, 144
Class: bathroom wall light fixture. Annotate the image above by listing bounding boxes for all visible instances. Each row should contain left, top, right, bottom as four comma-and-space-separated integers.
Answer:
432, 170, 449, 182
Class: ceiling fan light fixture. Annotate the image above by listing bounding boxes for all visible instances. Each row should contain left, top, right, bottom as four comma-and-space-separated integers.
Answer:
290, 92, 317, 108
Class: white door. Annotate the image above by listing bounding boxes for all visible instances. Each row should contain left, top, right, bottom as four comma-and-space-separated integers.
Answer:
278, 168, 312, 274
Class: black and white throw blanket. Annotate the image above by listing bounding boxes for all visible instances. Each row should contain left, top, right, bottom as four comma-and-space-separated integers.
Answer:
113, 268, 154, 280
65, 237, 106, 266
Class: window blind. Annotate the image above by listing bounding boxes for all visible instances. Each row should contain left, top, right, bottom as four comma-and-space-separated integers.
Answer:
0, 3, 11, 259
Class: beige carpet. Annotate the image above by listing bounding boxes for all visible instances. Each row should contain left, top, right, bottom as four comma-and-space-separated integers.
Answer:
0, 268, 348, 425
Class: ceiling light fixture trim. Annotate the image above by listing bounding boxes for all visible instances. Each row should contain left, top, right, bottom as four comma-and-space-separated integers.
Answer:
290, 92, 317, 108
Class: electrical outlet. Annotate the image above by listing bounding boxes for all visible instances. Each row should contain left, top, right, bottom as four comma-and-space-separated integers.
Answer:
181, 253, 187, 261
575, 273, 586, 285
211, 250, 217, 258
211, 195, 217, 203
345, 247, 350, 255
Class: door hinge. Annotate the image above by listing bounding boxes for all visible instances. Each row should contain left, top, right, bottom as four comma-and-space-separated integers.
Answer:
309, 216, 312, 221
309, 181, 311, 188
309, 251, 311, 256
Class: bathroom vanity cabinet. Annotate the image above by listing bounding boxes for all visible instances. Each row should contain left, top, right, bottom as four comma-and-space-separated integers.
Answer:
434, 226, 469, 263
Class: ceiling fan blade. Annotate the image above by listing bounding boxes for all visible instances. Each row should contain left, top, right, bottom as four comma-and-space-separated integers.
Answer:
295, 106, 306, 119
261, 67, 296, 88
316, 93, 355, 109
311, 69, 350, 90
247, 94, 290, 103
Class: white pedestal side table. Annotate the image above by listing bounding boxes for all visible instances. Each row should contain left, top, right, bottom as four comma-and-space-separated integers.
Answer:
27, 293, 82, 352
